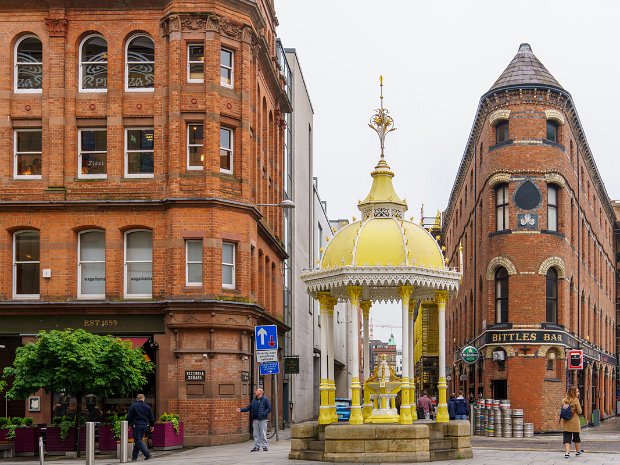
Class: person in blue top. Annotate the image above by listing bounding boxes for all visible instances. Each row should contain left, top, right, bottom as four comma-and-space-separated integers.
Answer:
126, 394, 155, 461
447, 393, 457, 420
237, 387, 272, 452
454, 389, 469, 420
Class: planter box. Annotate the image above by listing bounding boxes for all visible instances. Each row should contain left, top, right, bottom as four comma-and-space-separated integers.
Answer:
15, 427, 41, 456
0, 428, 9, 444
152, 422, 183, 450
98, 425, 117, 453
45, 426, 86, 454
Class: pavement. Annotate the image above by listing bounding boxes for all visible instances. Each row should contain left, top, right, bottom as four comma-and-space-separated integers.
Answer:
2, 418, 618, 465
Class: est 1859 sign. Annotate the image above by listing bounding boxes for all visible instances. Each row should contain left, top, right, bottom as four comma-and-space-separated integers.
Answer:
461, 346, 479, 364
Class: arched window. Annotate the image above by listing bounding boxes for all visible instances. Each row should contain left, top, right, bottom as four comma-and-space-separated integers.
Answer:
78, 230, 105, 298
15, 35, 42, 93
124, 230, 152, 298
495, 267, 508, 323
125, 35, 154, 91
13, 230, 40, 298
546, 268, 558, 323
495, 184, 509, 231
79, 35, 108, 91
547, 185, 558, 231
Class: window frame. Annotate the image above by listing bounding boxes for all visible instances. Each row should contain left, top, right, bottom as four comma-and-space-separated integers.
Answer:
186, 123, 204, 171
14, 128, 43, 180
547, 184, 558, 232
495, 267, 508, 324
185, 239, 203, 287
124, 127, 155, 179
123, 229, 153, 299
495, 184, 509, 231
546, 120, 559, 143
13, 230, 40, 300
219, 126, 233, 174
545, 268, 558, 323
78, 34, 108, 93
125, 33, 155, 93
187, 43, 205, 84
77, 230, 106, 299
495, 120, 509, 144
14, 34, 42, 94
78, 128, 108, 179
220, 48, 234, 88
221, 241, 236, 289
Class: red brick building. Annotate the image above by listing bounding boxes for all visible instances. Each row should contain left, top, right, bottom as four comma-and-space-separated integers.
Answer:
443, 44, 617, 431
0, 0, 291, 446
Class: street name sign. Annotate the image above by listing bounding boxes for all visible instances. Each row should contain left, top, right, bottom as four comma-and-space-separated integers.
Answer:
259, 361, 280, 375
256, 349, 278, 363
255, 325, 278, 351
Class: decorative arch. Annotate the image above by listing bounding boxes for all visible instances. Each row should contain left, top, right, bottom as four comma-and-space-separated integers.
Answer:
488, 172, 511, 188
489, 109, 511, 126
545, 109, 565, 125
485, 345, 516, 358
538, 256, 566, 278
486, 256, 517, 280
537, 345, 565, 359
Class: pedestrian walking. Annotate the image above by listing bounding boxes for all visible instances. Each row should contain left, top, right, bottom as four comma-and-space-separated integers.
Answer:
448, 393, 456, 420
417, 391, 433, 420
455, 389, 469, 420
559, 386, 583, 459
126, 394, 155, 461
237, 387, 272, 452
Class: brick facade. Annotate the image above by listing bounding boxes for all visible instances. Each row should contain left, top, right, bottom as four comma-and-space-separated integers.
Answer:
0, 0, 290, 446
443, 45, 617, 432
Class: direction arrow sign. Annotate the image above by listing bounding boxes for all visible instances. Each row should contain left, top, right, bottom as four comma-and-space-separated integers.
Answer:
255, 325, 278, 351
256, 349, 278, 363
259, 361, 280, 376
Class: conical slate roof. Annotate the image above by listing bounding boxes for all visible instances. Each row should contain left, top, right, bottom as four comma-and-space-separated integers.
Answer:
489, 43, 564, 92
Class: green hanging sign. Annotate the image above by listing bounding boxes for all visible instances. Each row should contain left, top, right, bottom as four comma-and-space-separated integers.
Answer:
461, 346, 479, 364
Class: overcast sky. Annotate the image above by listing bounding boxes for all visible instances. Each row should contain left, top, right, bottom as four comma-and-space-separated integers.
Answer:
276, 0, 620, 347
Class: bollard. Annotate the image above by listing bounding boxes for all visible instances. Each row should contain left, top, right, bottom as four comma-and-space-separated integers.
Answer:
119, 421, 129, 463
38, 436, 44, 465
85, 422, 95, 465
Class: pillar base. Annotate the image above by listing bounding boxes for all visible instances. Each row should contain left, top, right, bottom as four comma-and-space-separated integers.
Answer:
328, 380, 337, 423
349, 406, 364, 425
318, 380, 332, 425
435, 405, 449, 423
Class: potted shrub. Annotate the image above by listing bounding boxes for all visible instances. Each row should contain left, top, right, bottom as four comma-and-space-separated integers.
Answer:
46, 416, 85, 455
152, 413, 183, 450
12, 417, 40, 457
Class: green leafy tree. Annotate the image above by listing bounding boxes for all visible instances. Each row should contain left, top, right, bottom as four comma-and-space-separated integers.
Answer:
2, 329, 154, 453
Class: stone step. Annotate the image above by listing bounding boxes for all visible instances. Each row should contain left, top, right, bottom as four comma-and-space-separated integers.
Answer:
297, 450, 324, 461
318, 431, 325, 441
308, 440, 325, 451
429, 439, 452, 450
430, 449, 460, 461
429, 430, 445, 440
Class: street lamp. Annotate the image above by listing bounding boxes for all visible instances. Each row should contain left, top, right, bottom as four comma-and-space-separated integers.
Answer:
257, 199, 295, 209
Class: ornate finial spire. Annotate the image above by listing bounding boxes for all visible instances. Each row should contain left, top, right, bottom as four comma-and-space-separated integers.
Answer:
368, 75, 396, 160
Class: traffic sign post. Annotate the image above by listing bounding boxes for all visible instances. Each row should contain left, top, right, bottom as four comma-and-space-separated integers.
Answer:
255, 325, 280, 441
568, 349, 583, 370
255, 325, 278, 350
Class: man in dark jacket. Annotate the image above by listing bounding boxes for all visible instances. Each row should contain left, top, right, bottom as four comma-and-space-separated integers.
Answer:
236, 387, 272, 452
126, 394, 155, 461
454, 389, 469, 420
447, 393, 457, 420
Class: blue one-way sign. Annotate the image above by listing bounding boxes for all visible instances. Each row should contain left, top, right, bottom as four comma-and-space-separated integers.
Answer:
259, 361, 280, 375
255, 325, 278, 351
